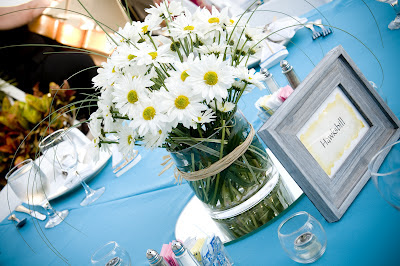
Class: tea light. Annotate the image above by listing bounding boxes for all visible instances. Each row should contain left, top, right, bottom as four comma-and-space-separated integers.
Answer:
294, 232, 322, 260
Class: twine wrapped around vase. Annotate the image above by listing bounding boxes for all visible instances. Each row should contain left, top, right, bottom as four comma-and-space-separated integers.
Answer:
172, 124, 255, 182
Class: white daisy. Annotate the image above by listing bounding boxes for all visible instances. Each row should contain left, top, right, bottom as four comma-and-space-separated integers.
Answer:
135, 43, 174, 66
186, 54, 235, 102
190, 109, 216, 128
235, 67, 265, 89
110, 43, 140, 68
117, 125, 137, 156
112, 75, 150, 119
129, 94, 168, 136
163, 81, 208, 128
196, 6, 229, 33
169, 10, 202, 39
210, 100, 236, 113
143, 125, 171, 149
145, 0, 184, 20
166, 53, 196, 87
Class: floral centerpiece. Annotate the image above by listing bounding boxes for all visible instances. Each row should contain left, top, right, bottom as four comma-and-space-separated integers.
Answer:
88, 0, 294, 238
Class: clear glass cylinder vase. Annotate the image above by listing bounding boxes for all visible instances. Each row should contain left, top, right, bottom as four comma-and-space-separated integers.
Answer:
170, 111, 295, 238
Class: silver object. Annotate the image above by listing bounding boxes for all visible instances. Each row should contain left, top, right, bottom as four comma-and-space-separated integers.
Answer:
146, 249, 169, 266
313, 19, 332, 37
171, 240, 200, 266
304, 23, 321, 40
15, 205, 46, 221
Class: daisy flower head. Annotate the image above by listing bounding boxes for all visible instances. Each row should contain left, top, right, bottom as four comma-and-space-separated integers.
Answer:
210, 100, 236, 113
137, 15, 162, 36
117, 126, 137, 157
196, 6, 229, 33
196, 42, 227, 57
92, 59, 123, 89
186, 54, 235, 102
110, 42, 140, 68
190, 108, 216, 129
169, 10, 202, 39
135, 42, 174, 66
145, 0, 184, 20
112, 75, 149, 119
143, 124, 171, 149
129, 94, 168, 136
235, 67, 265, 89
163, 80, 208, 128
89, 110, 103, 139
114, 21, 141, 45
167, 53, 196, 86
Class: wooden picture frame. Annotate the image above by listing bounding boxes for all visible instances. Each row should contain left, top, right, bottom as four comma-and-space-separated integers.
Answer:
258, 45, 400, 222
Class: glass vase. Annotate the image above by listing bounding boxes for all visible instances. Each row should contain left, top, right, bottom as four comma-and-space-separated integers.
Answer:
170, 111, 295, 238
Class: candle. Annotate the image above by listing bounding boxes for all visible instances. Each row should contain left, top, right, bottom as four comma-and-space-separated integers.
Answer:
294, 232, 322, 260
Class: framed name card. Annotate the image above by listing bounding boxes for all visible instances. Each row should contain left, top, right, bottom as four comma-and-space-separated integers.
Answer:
259, 45, 400, 222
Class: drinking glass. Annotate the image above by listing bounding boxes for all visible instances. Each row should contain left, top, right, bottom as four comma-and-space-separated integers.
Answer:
39, 129, 105, 206
368, 140, 400, 211
91, 241, 131, 266
6, 159, 69, 229
376, 0, 400, 30
278, 211, 327, 264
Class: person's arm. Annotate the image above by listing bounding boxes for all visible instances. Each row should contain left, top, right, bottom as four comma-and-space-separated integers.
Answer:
0, 0, 52, 30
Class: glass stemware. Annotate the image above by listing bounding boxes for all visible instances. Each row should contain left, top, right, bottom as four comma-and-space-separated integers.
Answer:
278, 211, 327, 264
39, 129, 105, 206
6, 159, 69, 229
91, 241, 131, 265
376, 0, 400, 30
368, 140, 400, 210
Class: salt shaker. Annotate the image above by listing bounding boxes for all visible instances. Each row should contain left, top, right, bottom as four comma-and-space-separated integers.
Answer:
280, 60, 301, 89
146, 249, 169, 266
260, 68, 280, 94
171, 240, 200, 266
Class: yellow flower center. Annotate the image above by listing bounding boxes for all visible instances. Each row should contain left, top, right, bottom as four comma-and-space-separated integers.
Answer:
208, 17, 220, 24
127, 135, 133, 145
230, 19, 234, 24
112, 66, 116, 73
184, 25, 194, 31
127, 54, 136, 60
204, 71, 218, 85
127, 90, 138, 104
142, 25, 149, 33
148, 52, 158, 60
158, 129, 162, 135
180, 70, 189, 82
174, 95, 190, 110
143, 106, 156, 120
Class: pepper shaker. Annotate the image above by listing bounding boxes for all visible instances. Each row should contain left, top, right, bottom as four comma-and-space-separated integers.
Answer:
280, 60, 301, 89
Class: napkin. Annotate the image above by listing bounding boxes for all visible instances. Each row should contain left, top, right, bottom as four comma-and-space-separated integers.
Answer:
260, 40, 288, 69
267, 16, 308, 43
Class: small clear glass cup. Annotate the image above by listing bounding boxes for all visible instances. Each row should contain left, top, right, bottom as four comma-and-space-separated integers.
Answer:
91, 241, 131, 266
278, 211, 327, 264
368, 140, 400, 211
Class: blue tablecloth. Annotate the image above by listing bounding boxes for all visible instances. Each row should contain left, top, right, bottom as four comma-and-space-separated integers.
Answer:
1, 0, 400, 265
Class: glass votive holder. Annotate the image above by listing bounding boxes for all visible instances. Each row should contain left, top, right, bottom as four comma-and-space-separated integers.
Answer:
91, 241, 131, 266
278, 211, 327, 264
368, 140, 400, 211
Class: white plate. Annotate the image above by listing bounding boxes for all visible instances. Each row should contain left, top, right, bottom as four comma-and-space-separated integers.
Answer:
37, 128, 111, 201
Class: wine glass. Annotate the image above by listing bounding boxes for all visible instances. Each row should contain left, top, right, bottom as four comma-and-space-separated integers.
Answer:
39, 129, 105, 206
91, 241, 131, 265
368, 140, 400, 210
376, 0, 400, 30
278, 211, 327, 264
6, 159, 69, 229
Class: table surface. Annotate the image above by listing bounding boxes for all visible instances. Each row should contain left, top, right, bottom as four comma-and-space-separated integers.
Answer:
1, 0, 400, 265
